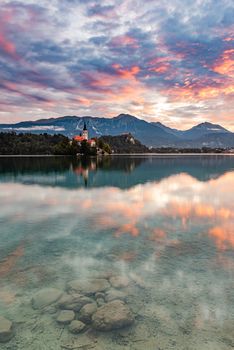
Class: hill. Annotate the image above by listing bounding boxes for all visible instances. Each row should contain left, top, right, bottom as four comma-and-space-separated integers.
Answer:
99, 134, 149, 153
0, 132, 69, 155
0, 114, 233, 149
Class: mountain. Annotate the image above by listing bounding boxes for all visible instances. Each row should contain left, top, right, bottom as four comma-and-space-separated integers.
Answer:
0, 114, 233, 148
151, 122, 183, 137
152, 121, 231, 140
175, 132, 234, 148
181, 122, 231, 139
99, 133, 150, 153
0, 114, 179, 147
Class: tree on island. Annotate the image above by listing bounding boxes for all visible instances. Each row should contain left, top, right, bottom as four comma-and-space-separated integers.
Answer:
96, 138, 111, 154
80, 140, 97, 156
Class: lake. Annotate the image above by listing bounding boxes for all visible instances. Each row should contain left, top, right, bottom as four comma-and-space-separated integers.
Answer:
0, 155, 233, 350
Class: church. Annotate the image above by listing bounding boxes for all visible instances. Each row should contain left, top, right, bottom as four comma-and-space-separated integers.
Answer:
73, 122, 96, 147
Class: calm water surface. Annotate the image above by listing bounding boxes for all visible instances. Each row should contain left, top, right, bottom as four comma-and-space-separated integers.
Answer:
0, 156, 233, 350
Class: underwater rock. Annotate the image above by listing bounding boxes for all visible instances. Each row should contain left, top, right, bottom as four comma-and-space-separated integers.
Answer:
92, 300, 134, 331
129, 273, 146, 289
96, 297, 105, 306
67, 279, 110, 295
68, 320, 86, 334
43, 305, 58, 314
57, 293, 93, 312
105, 289, 127, 302
0, 316, 13, 343
109, 276, 129, 289
32, 288, 63, 309
78, 303, 97, 324
56, 310, 75, 325
95, 292, 105, 300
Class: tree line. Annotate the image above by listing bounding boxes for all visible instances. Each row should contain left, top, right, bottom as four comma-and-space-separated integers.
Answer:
0, 132, 228, 155
0, 132, 111, 155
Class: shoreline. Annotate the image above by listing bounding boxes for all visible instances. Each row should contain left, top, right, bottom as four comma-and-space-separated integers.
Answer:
108, 153, 234, 156
0, 153, 234, 157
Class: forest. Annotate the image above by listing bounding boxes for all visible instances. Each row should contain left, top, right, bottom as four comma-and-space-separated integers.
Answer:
0, 132, 97, 155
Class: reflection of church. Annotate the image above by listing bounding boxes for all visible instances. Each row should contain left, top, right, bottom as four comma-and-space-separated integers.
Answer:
73, 122, 96, 147
71, 157, 142, 187
72, 158, 97, 187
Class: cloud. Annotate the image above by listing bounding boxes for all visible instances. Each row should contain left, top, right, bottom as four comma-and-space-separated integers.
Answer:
212, 49, 234, 76
86, 4, 116, 18
0, 0, 233, 129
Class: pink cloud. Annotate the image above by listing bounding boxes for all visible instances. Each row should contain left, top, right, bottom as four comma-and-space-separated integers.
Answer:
0, 31, 18, 60
110, 35, 139, 49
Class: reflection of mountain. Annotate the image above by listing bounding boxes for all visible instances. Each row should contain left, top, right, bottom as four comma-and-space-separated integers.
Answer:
0, 156, 233, 189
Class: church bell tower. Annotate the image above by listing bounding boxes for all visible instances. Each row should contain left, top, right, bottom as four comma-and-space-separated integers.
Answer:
82, 121, 88, 140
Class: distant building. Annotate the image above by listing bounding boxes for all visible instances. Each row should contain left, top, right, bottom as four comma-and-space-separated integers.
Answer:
82, 122, 88, 140
87, 139, 96, 147
73, 122, 96, 147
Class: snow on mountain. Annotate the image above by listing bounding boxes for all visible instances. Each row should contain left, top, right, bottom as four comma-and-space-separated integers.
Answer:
0, 115, 233, 148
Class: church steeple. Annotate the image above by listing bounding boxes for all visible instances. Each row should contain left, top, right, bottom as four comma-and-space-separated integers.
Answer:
82, 120, 88, 140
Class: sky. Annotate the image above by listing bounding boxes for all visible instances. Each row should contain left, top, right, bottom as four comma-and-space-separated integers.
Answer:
0, 0, 233, 130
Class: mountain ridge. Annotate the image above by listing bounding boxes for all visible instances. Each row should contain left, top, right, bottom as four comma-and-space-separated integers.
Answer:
0, 114, 233, 148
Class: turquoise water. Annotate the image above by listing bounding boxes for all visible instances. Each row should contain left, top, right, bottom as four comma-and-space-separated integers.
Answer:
0, 156, 233, 349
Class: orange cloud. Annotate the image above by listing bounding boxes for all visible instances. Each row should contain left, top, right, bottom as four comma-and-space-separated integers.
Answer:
149, 64, 170, 74
212, 49, 234, 76
112, 64, 140, 78
82, 65, 140, 94
148, 56, 172, 74
165, 80, 234, 101
73, 96, 92, 107
223, 37, 234, 42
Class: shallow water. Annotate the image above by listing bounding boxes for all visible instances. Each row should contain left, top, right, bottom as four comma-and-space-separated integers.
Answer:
0, 155, 233, 350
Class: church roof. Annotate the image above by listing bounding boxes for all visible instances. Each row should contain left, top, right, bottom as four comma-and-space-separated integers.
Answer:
87, 139, 96, 144
73, 135, 85, 142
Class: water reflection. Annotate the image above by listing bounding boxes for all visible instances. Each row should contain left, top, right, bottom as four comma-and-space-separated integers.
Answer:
0, 156, 233, 349
0, 155, 234, 188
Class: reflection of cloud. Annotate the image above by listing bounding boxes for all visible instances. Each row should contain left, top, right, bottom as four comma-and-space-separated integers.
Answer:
209, 225, 234, 251
0, 243, 24, 277
115, 222, 139, 237
0, 172, 233, 254
1, 169, 233, 334
162, 202, 234, 230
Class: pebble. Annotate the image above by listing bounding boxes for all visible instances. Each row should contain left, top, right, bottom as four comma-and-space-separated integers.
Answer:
95, 292, 105, 300
0, 316, 13, 343
96, 297, 105, 306
109, 276, 129, 289
56, 310, 75, 325
32, 288, 63, 309
78, 303, 97, 324
57, 293, 93, 312
105, 289, 127, 302
68, 320, 86, 334
92, 300, 134, 331
67, 278, 110, 295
